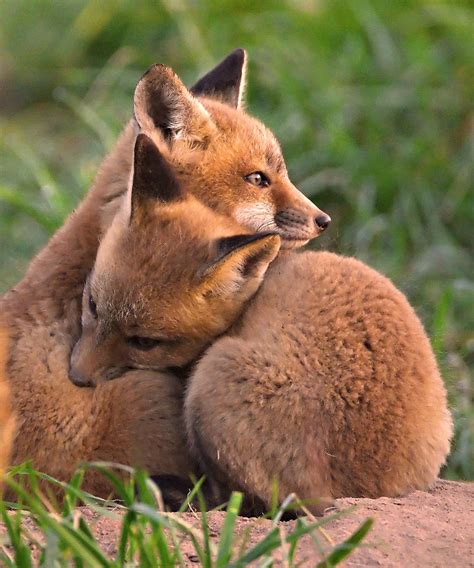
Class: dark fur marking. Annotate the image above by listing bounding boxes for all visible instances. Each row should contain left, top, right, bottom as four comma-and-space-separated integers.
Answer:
131, 134, 183, 215
214, 232, 277, 266
191, 48, 246, 108
364, 339, 373, 351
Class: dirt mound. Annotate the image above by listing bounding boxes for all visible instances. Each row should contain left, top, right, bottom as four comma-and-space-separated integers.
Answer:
318, 479, 473, 566
84, 479, 473, 566
3, 479, 472, 565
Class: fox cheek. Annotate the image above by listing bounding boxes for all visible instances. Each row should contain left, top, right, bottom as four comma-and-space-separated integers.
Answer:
234, 203, 277, 233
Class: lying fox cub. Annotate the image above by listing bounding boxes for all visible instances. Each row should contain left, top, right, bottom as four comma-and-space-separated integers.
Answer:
70, 134, 280, 385
186, 252, 452, 513
73, 136, 452, 514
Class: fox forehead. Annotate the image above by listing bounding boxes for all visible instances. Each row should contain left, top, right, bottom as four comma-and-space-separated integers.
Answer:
200, 98, 286, 173
91, 197, 245, 325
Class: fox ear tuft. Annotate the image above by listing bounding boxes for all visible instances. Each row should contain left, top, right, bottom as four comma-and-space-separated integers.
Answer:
201, 232, 281, 297
130, 134, 182, 219
191, 48, 247, 109
134, 64, 214, 145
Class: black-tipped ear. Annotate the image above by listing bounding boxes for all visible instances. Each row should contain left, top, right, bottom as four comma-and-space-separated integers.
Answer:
134, 64, 214, 145
190, 48, 247, 109
213, 232, 276, 271
131, 134, 182, 217
200, 231, 281, 298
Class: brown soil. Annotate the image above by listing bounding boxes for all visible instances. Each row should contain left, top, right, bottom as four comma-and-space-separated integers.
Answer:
4, 479, 474, 566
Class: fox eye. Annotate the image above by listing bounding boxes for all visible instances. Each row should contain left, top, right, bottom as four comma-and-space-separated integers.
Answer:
88, 295, 98, 319
127, 336, 163, 351
245, 172, 270, 188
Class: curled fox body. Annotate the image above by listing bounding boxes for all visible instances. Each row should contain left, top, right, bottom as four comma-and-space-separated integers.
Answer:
185, 252, 453, 512
70, 145, 452, 511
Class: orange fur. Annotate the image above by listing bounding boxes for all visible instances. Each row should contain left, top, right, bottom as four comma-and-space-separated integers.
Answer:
0, 127, 279, 498
185, 252, 453, 513
98, 53, 330, 247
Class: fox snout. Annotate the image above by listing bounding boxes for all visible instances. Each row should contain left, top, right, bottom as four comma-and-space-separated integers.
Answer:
69, 335, 125, 387
274, 207, 331, 242
235, 194, 330, 248
69, 338, 100, 387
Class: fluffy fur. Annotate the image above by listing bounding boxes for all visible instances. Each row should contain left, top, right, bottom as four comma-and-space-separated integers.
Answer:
185, 251, 453, 513
100, 54, 330, 247
70, 135, 280, 387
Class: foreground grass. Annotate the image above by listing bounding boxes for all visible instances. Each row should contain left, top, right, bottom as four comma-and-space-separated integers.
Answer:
0, 0, 472, 479
0, 463, 372, 567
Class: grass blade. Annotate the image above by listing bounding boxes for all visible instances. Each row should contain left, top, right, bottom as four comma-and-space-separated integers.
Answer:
317, 518, 374, 567
216, 492, 243, 567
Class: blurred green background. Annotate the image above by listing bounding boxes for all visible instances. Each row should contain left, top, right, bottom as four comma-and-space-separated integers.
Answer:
0, 0, 472, 479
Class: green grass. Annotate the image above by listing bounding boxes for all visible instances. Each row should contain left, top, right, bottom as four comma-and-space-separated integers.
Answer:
0, 463, 372, 566
0, 0, 472, 478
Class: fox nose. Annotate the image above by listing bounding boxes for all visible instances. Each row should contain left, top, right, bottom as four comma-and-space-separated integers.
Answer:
315, 213, 331, 231
69, 366, 93, 388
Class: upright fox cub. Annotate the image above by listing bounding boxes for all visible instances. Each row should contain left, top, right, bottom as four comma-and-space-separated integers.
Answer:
98, 48, 330, 246
185, 252, 453, 511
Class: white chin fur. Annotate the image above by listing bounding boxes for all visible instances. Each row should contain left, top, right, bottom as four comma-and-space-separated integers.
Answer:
281, 238, 309, 250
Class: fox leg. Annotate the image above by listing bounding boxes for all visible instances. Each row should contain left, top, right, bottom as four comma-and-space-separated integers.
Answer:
185, 337, 333, 515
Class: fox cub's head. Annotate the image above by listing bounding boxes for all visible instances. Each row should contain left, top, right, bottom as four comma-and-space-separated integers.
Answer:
69, 134, 280, 387
133, 49, 330, 248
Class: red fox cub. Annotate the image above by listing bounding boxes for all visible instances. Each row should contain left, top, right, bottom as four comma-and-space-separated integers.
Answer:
97, 48, 330, 245
1, 132, 279, 497
185, 252, 453, 513
1, 50, 327, 495
69, 134, 280, 386
0, 328, 14, 486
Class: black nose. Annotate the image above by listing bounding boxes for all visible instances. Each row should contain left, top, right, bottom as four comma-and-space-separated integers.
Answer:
69, 367, 93, 388
315, 213, 331, 231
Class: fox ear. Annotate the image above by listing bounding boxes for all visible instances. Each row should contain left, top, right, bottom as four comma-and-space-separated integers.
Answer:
201, 232, 281, 297
134, 64, 215, 146
130, 133, 182, 221
190, 48, 247, 109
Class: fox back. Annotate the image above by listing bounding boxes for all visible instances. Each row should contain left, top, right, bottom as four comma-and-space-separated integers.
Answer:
185, 251, 453, 511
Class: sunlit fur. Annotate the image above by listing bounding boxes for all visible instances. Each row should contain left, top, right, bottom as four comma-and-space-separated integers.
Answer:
185, 251, 453, 513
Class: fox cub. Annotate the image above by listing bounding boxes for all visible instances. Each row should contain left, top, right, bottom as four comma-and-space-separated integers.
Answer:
63, 53, 451, 511
97, 48, 330, 246
70, 134, 280, 386
1, 50, 326, 495
185, 252, 453, 512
